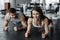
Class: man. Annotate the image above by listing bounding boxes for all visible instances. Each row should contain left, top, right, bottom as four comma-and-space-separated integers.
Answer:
3, 8, 27, 32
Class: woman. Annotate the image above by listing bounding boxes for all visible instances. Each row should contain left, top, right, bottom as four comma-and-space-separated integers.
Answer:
25, 6, 49, 39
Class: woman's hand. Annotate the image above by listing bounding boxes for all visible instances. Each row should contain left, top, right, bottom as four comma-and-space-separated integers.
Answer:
42, 33, 45, 39
25, 32, 28, 38
25, 18, 32, 38
42, 33, 48, 39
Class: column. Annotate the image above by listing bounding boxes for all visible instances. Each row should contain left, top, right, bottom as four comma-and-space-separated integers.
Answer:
10, 0, 16, 8
43, 0, 46, 14
4, 0, 10, 13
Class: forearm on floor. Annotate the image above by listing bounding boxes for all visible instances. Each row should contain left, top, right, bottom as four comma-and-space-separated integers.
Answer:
18, 26, 27, 30
4, 25, 8, 28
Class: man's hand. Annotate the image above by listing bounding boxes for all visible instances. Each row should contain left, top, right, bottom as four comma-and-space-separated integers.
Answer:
3, 27, 8, 31
14, 27, 18, 32
18, 28, 21, 30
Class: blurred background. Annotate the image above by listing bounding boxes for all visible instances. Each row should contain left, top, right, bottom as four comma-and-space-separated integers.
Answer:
0, 0, 60, 40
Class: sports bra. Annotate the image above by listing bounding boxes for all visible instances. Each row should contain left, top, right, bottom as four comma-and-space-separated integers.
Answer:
32, 19, 42, 28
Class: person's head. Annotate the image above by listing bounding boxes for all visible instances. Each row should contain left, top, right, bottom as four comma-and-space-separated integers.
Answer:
9, 8, 16, 18
31, 6, 43, 19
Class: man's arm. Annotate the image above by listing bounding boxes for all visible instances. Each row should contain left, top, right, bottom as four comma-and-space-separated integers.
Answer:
3, 15, 9, 31
18, 21, 27, 30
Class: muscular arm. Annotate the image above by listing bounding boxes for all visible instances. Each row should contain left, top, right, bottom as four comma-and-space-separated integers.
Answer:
44, 18, 49, 35
18, 21, 27, 30
42, 18, 49, 38
19, 15, 27, 30
4, 14, 9, 31
26, 18, 32, 33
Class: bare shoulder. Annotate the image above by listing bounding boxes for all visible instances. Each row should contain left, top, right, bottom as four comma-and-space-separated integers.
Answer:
4, 13, 9, 20
44, 18, 48, 21
5, 13, 9, 17
28, 18, 33, 24
43, 18, 48, 23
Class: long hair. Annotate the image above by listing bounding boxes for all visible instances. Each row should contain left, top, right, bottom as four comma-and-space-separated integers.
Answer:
31, 6, 48, 25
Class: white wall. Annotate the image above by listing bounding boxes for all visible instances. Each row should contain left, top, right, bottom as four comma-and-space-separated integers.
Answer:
0, 0, 4, 10
46, 0, 59, 5
4, 0, 10, 3
31, 0, 40, 3
0, 0, 10, 10
10, 0, 16, 8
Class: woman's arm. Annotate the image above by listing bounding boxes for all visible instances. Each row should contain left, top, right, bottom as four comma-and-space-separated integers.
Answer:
42, 18, 49, 38
44, 18, 49, 34
25, 18, 32, 37
44, 18, 49, 35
